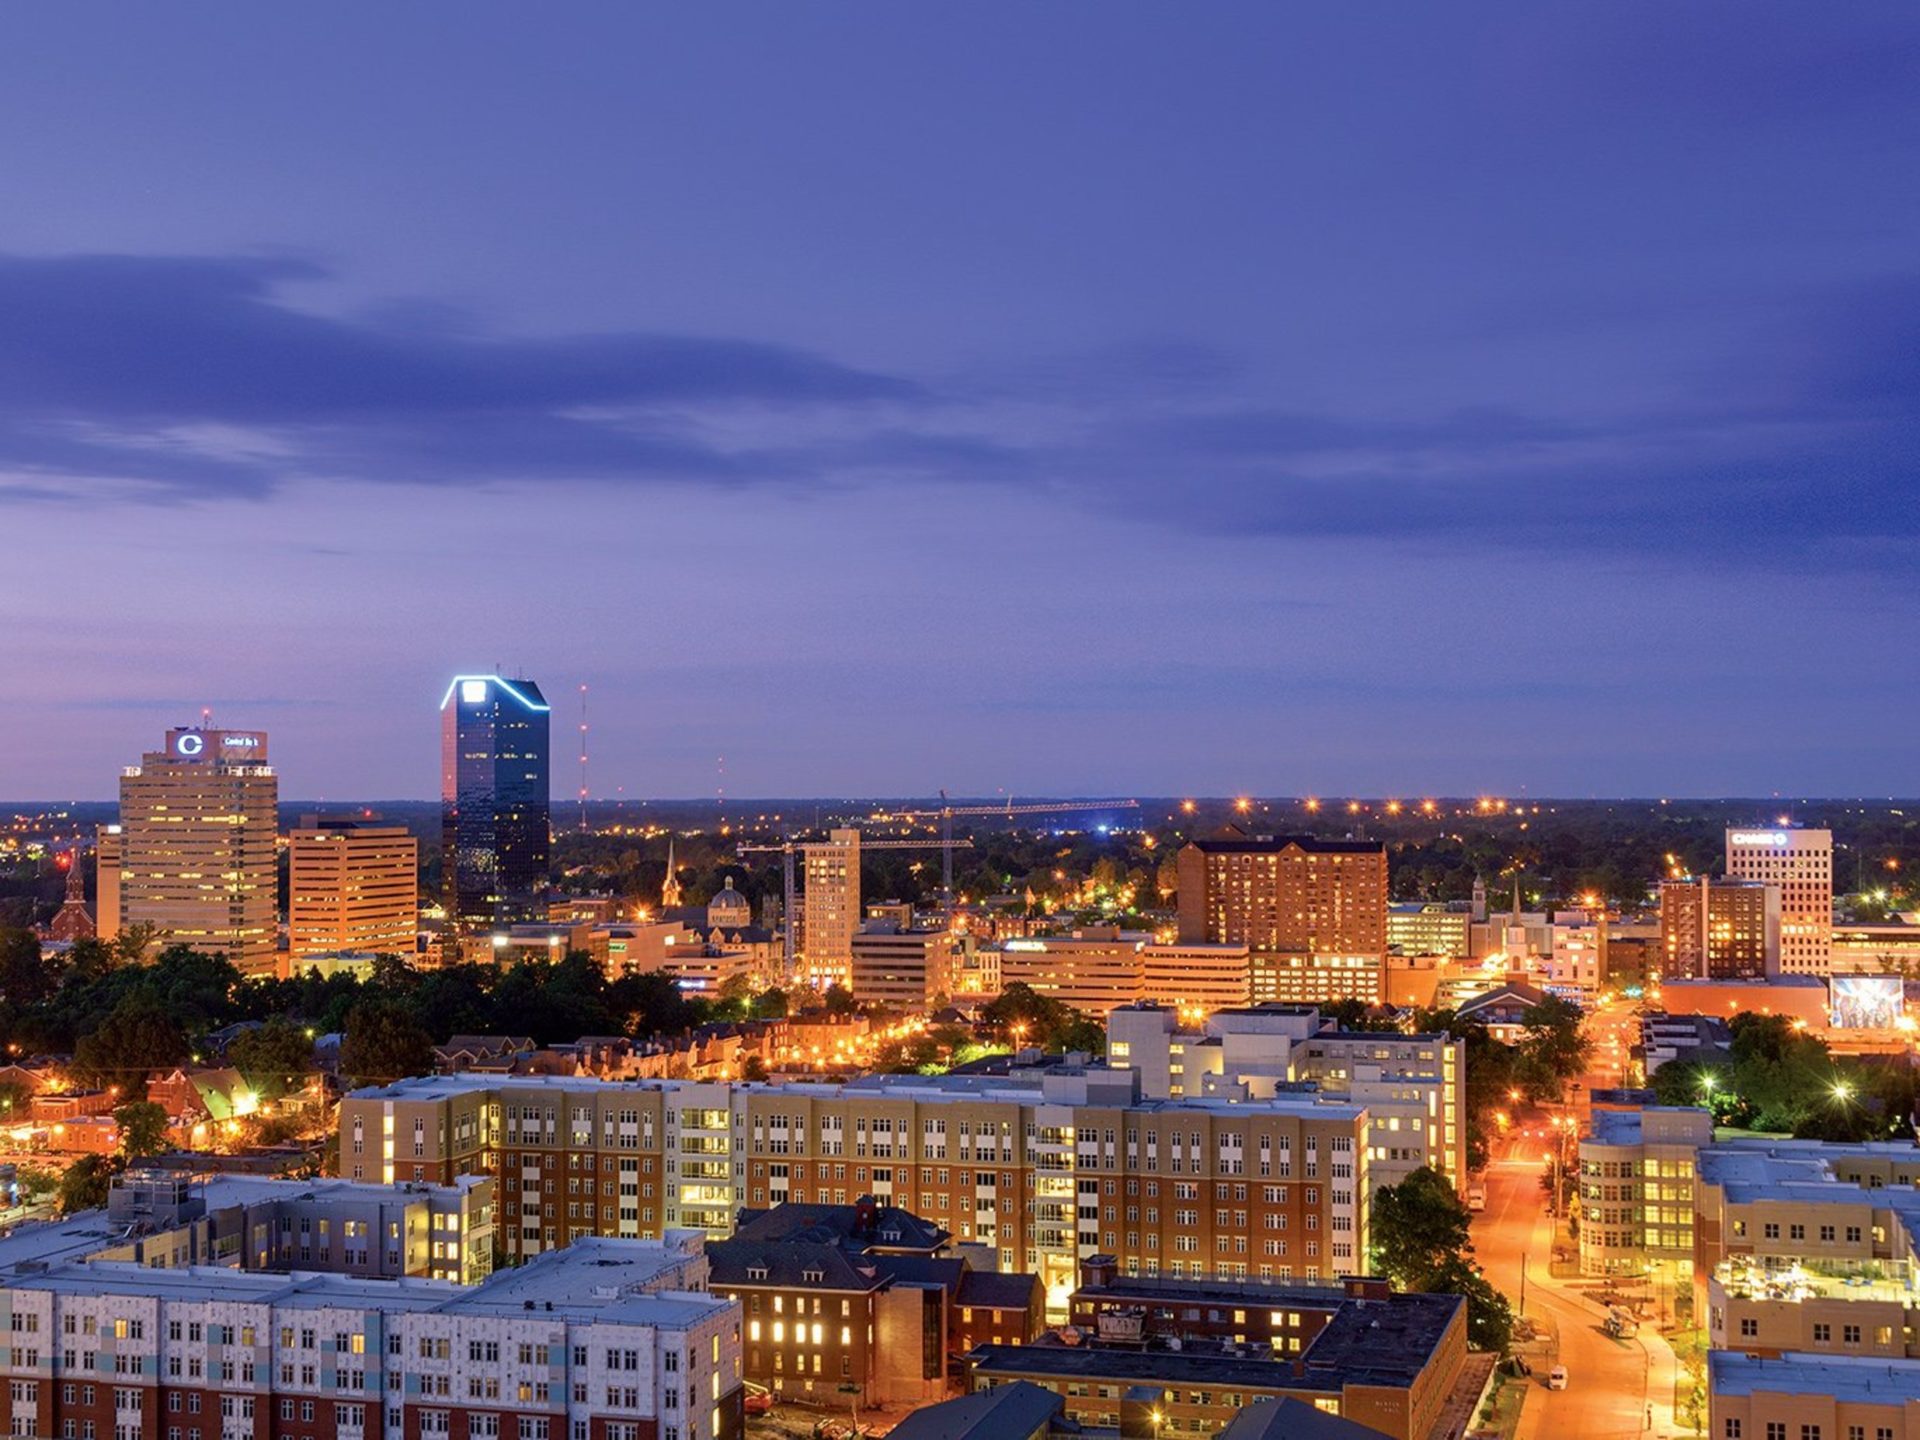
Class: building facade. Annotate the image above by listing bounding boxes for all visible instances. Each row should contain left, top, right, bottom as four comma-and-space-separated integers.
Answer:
0, 1236, 739, 1440
849, 924, 955, 1011
117, 728, 278, 974
1725, 828, 1832, 975
441, 676, 551, 937
1661, 877, 1781, 981
289, 817, 419, 965
335, 1070, 1368, 1318
1175, 833, 1388, 957
799, 830, 860, 990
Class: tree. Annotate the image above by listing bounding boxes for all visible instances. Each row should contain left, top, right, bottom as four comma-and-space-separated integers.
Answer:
822, 984, 858, 1017
1515, 995, 1591, 1102
71, 992, 188, 1096
112, 922, 162, 968
1371, 1166, 1512, 1353
338, 998, 434, 1086
1372, 1167, 1471, 1288
226, 1019, 317, 1100
750, 988, 790, 1020
57, 1154, 118, 1214
739, 1055, 769, 1082
12, 1163, 59, 1207
0, 926, 57, 1008
115, 1100, 171, 1159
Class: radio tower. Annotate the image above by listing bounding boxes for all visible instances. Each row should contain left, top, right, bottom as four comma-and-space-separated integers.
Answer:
577, 684, 590, 834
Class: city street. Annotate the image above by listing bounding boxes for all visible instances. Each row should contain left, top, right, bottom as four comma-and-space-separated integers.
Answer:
1476, 1153, 1661, 1440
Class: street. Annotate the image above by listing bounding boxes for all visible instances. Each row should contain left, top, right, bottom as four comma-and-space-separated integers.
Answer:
1470, 998, 1681, 1440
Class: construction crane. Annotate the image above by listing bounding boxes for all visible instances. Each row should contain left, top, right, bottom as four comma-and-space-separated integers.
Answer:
736, 834, 971, 982
871, 793, 1143, 916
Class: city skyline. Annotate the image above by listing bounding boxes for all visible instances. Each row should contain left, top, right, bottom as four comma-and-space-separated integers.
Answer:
5, 4, 1918, 800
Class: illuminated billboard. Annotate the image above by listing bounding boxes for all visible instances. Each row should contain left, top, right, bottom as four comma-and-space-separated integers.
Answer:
1830, 975, 1904, 1030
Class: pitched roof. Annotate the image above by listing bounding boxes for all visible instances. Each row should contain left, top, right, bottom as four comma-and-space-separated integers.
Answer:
884, 1381, 1063, 1440
1219, 1397, 1390, 1440
732, 1200, 949, 1253
1455, 981, 1549, 1015
706, 1238, 884, 1293
957, 1269, 1041, 1310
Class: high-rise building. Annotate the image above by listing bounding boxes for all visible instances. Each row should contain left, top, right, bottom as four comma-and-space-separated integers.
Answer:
1660, 875, 1780, 980
440, 675, 551, 935
117, 728, 278, 974
93, 824, 121, 939
1725, 827, 1832, 974
799, 827, 859, 988
1176, 831, 1388, 957
289, 815, 420, 963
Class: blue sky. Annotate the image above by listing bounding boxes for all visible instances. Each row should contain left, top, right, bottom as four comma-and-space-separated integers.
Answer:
3, 3, 1916, 799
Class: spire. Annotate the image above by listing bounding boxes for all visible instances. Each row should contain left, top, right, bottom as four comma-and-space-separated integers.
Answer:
661, 836, 684, 909
65, 847, 85, 900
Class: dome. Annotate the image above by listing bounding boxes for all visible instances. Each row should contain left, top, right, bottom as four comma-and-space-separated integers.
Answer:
707, 875, 753, 929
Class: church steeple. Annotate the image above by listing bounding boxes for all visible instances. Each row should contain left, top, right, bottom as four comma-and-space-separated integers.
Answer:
49, 843, 96, 942
661, 835, 684, 909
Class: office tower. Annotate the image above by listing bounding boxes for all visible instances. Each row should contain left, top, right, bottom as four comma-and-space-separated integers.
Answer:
93, 825, 121, 939
799, 827, 859, 988
1175, 831, 1388, 955
849, 921, 954, 1009
289, 814, 420, 962
440, 675, 551, 934
1659, 875, 1780, 980
117, 727, 278, 974
1725, 827, 1832, 973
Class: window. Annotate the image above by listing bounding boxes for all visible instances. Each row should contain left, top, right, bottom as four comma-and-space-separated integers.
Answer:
1725, 1423, 1742, 1440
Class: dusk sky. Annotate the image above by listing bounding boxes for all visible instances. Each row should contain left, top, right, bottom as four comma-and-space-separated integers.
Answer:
4, 4, 1917, 801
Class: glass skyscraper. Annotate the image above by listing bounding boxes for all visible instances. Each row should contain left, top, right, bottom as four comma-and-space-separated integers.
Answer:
440, 675, 551, 932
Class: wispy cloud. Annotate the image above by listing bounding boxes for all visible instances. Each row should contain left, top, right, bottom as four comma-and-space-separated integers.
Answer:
3, 252, 1917, 581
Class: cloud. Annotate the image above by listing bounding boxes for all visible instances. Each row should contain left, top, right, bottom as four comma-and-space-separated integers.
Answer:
0, 252, 915, 498
2, 252, 1916, 584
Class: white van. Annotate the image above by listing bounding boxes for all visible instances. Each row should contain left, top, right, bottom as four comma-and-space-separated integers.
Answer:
1546, 1366, 1569, 1391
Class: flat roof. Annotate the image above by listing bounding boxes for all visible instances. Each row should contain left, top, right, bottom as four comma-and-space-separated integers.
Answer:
1709, 1351, 1920, 1403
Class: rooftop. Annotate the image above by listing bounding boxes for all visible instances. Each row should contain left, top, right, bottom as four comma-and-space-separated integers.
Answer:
1709, 1351, 1920, 1403
885, 1382, 1064, 1440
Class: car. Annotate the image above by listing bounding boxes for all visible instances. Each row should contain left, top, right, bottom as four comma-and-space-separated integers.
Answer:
1546, 1366, 1569, 1391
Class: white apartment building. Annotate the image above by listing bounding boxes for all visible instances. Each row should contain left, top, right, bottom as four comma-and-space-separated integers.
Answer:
0, 1235, 740, 1440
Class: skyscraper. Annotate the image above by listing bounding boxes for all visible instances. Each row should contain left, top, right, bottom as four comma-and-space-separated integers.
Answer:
117, 727, 278, 973
440, 675, 551, 936
1725, 826, 1833, 974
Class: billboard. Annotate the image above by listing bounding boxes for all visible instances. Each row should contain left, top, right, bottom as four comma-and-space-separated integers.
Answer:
1830, 974, 1904, 1030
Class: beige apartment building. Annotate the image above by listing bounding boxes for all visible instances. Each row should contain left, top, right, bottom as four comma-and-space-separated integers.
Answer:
336, 1069, 1368, 1317
289, 815, 419, 964
800, 829, 860, 989
1725, 827, 1833, 974
1577, 1104, 1714, 1314
1107, 1004, 1466, 1191
1710, 1351, 1920, 1440
117, 727, 278, 974
1697, 1144, 1920, 1362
